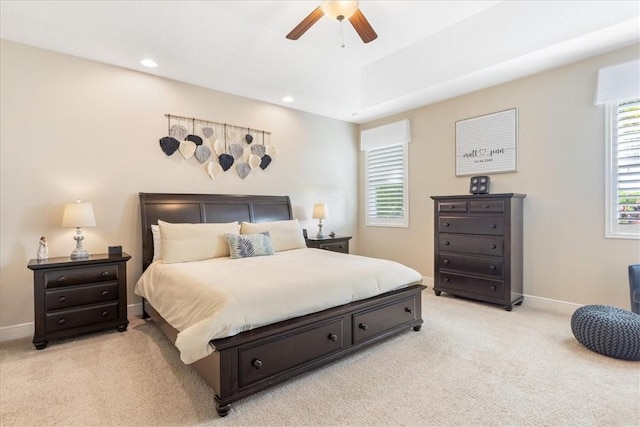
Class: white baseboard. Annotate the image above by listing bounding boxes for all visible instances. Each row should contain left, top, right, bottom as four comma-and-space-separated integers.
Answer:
0, 303, 144, 342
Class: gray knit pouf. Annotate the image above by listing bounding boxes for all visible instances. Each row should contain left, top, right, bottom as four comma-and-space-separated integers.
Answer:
571, 305, 640, 361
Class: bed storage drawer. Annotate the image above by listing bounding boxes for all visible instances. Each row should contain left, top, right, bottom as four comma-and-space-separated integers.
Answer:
352, 296, 417, 344
238, 317, 344, 387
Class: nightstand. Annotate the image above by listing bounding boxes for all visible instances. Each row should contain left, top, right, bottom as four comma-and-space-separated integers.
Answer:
27, 253, 131, 349
305, 235, 352, 254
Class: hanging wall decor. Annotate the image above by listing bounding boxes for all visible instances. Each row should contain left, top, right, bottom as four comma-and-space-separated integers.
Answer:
158, 114, 274, 181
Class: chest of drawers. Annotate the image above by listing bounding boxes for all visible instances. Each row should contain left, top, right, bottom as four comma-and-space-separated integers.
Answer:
27, 253, 131, 349
430, 194, 526, 311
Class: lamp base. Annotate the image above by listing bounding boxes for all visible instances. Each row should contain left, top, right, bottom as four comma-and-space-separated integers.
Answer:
316, 221, 324, 239
70, 248, 90, 259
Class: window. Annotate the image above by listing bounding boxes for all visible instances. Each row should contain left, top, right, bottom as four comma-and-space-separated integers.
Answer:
605, 99, 640, 239
361, 119, 410, 228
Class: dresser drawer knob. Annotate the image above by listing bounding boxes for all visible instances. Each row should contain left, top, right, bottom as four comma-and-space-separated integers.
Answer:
490, 244, 497, 249
490, 224, 497, 229
101, 310, 109, 316
338, 245, 344, 249
57, 276, 66, 282
489, 265, 497, 271
443, 222, 450, 227
252, 359, 263, 369
443, 241, 450, 246
359, 323, 368, 331
101, 290, 109, 296
443, 277, 450, 283
482, 204, 489, 209
58, 318, 67, 325
101, 271, 110, 277
443, 259, 450, 264
405, 307, 413, 314
328, 333, 338, 342
449, 205, 455, 209
490, 286, 497, 291
58, 296, 66, 303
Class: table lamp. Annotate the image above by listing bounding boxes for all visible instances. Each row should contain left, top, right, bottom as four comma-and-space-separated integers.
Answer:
61, 200, 96, 259
312, 202, 329, 238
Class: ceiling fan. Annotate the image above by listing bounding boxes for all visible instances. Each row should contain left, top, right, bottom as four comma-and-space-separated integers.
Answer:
286, 0, 378, 44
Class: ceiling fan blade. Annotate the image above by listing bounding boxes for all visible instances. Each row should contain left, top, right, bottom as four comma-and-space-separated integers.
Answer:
349, 8, 377, 43
286, 6, 324, 40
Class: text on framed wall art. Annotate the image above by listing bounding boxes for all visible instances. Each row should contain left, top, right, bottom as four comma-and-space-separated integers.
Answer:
455, 108, 517, 176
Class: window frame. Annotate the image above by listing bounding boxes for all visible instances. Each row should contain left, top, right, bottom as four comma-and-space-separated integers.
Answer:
364, 141, 409, 228
604, 100, 640, 239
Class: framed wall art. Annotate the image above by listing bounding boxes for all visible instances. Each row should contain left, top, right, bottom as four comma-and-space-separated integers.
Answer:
455, 108, 518, 176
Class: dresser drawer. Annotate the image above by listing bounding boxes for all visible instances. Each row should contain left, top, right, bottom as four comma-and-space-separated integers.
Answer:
45, 282, 119, 311
438, 273, 504, 300
45, 301, 119, 333
318, 241, 348, 253
44, 265, 119, 288
469, 200, 505, 213
439, 234, 504, 256
438, 253, 503, 277
437, 201, 468, 213
439, 217, 505, 235
352, 296, 417, 344
238, 318, 344, 387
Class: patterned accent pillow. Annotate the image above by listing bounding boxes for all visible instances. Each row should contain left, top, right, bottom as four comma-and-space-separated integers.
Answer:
225, 232, 275, 259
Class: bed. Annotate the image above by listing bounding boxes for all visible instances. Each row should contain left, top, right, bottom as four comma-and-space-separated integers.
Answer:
136, 192, 426, 416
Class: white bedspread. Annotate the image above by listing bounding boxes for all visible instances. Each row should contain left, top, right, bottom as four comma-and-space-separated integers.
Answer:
134, 248, 422, 364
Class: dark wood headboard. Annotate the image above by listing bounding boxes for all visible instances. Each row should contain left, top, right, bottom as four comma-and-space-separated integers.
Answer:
139, 193, 293, 270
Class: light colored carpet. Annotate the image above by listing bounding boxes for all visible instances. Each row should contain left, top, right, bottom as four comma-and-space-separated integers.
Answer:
1, 291, 638, 427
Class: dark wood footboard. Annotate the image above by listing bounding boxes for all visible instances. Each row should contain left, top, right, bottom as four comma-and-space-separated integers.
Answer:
144, 283, 425, 416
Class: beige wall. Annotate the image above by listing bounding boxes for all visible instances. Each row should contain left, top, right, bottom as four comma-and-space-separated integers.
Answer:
358, 44, 640, 309
0, 40, 358, 329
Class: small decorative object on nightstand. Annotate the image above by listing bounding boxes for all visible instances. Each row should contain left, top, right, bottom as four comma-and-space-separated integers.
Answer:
37, 236, 48, 260
305, 235, 352, 254
27, 252, 131, 350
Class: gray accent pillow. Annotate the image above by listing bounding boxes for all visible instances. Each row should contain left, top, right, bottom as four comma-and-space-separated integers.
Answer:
225, 231, 275, 259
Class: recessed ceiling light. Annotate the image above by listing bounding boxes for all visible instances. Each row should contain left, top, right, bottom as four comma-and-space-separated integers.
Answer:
140, 58, 158, 68
282, 96, 294, 103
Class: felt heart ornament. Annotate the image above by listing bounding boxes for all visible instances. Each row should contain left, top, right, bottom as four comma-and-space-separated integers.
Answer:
229, 143, 244, 160
248, 154, 261, 170
219, 154, 234, 171
202, 127, 214, 138
214, 138, 225, 156
251, 145, 266, 157
266, 145, 276, 159
159, 136, 180, 156
207, 162, 223, 180
186, 134, 203, 146
195, 145, 211, 164
179, 141, 196, 160
245, 133, 253, 144
260, 155, 272, 170
169, 125, 188, 140
236, 162, 251, 179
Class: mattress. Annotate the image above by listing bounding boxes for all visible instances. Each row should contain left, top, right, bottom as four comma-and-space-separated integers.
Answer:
135, 248, 422, 364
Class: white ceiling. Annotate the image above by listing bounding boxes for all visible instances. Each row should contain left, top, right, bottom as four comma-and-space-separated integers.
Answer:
1, 1, 639, 124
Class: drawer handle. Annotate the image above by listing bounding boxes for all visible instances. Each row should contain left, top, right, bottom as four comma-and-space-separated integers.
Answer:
101, 310, 109, 316
57, 276, 66, 282
482, 204, 489, 209
443, 277, 450, 283
58, 296, 66, 303
323, 247, 329, 250
252, 359, 263, 369
359, 323, 368, 331
101, 271, 110, 277
328, 333, 338, 342
405, 307, 413, 314
489, 265, 497, 271
443, 241, 450, 246
443, 259, 449, 264
490, 244, 497, 249
490, 286, 497, 291
338, 245, 344, 249
443, 222, 450, 227
449, 205, 455, 209
58, 318, 66, 325
490, 224, 497, 229
101, 290, 109, 296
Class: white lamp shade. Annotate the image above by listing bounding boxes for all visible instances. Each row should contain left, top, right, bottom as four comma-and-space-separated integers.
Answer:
61, 202, 96, 227
320, 1, 359, 21
312, 202, 329, 220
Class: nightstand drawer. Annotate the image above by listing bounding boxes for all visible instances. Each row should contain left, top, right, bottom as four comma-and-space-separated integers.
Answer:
318, 242, 348, 253
438, 217, 505, 235
44, 265, 118, 288
45, 301, 119, 333
45, 282, 119, 311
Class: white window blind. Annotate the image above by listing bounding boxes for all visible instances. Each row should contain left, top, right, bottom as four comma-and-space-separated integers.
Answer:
361, 120, 410, 227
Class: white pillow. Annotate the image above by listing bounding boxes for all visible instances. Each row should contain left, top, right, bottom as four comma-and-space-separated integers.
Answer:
159, 220, 239, 263
151, 224, 161, 262
240, 219, 306, 252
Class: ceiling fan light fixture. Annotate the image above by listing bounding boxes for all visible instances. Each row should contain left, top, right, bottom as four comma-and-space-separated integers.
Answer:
320, 0, 359, 21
